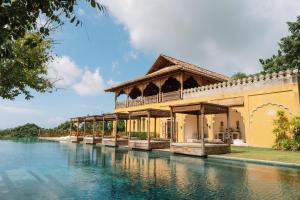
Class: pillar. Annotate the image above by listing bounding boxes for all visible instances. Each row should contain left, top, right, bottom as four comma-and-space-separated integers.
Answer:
170, 110, 173, 145
76, 120, 79, 140
200, 108, 206, 156
147, 113, 151, 150
114, 117, 118, 145
227, 109, 231, 145
92, 119, 95, 139
129, 115, 131, 140
197, 114, 200, 140
154, 117, 157, 138
69, 120, 72, 137
180, 72, 183, 99
83, 120, 86, 137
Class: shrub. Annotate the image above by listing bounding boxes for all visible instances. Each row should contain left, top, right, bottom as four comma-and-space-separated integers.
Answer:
273, 111, 290, 150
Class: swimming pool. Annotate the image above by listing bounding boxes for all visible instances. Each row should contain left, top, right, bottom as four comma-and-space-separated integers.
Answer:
0, 140, 299, 200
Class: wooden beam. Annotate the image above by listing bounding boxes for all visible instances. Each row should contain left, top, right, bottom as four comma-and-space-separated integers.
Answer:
69, 121, 72, 137
83, 120, 86, 137
170, 110, 173, 144
129, 115, 131, 140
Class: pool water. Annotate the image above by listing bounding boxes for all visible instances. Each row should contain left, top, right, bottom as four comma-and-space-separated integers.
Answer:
0, 140, 299, 200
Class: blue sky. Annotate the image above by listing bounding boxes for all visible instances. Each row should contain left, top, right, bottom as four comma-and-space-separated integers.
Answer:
1, 0, 300, 129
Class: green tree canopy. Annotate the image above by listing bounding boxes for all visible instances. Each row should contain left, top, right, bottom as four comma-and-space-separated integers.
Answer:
0, 0, 104, 100
0, 32, 53, 99
260, 16, 300, 73
231, 72, 248, 80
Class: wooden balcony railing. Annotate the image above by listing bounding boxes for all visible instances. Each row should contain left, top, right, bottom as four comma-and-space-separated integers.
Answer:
128, 98, 143, 107
144, 94, 159, 104
162, 90, 181, 102
115, 90, 181, 108
116, 101, 126, 109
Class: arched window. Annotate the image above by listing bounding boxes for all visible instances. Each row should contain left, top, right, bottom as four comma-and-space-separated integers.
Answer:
161, 77, 181, 93
183, 76, 199, 89
129, 87, 142, 99
143, 82, 159, 97
116, 90, 127, 102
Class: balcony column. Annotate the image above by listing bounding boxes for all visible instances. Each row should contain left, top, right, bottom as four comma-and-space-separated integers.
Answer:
114, 93, 117, 109
180, 72, 184, 99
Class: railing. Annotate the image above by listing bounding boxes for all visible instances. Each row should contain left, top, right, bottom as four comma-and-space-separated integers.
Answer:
128, 98, 143, 107
116, 101, 126, 109
115, 90, 182, 108
162, 90, 181, 102
144, 94, 159, 104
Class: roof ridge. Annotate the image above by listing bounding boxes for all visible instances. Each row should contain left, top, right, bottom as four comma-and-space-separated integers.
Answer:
160, 54, 229, 79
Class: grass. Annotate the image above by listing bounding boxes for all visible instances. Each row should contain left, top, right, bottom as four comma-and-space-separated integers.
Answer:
223, 146, 300, 164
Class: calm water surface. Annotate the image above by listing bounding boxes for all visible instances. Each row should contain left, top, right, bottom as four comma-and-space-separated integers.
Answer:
0, 140, 300, 200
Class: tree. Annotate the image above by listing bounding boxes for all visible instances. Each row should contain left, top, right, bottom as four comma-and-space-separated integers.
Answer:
260, 16, 300, 73
231, 72, 248, 80
0, 32, 53, 99
0, 0, 105, 99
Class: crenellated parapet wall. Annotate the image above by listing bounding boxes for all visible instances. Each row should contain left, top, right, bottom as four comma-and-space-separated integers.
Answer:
183, 69, 299, 99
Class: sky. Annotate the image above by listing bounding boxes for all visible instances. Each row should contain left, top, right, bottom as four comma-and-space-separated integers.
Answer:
1, 0, 300, 129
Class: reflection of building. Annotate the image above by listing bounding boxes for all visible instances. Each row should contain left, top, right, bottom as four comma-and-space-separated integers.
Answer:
104, 54, 300, 147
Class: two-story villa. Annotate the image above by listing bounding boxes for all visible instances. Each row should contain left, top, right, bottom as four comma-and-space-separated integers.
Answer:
104, 54, 300, 149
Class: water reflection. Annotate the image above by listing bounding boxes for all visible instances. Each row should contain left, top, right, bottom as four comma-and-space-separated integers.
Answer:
63, 143, 300, 200
0, 140, 299, 200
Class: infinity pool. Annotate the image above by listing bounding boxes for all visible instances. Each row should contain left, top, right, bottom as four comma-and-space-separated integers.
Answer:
0, 140, 299, 200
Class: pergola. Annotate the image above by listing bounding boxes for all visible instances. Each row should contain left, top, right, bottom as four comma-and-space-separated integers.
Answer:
170, 102, 229, 156
70, 115, 103, 138
128, 109, 170, 149
101, 112, 129, 143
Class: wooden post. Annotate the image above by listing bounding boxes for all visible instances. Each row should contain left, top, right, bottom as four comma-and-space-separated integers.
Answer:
93, 118, 95, 139
129, 115, 131, 140
102, 117, 105, 136
125, 120, 127, 136
76, 120, 79, 139
83, 120, 86, 137
174, 113, 177, 142
180, 72, 184, 99
147, 113, 151, 150
115, 117, 118, 146
227, 109, 231, 145
69, 120, 72, 137
114, 93, 117, 109
197, 114, 200, 140
200, 107, 206, 156
170, 110, 173, 145
154, 117, 157, 138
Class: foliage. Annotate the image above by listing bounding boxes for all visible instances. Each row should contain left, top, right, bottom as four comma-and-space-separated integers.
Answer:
0, 32, 53, 99
0, 123, 41, 138
129, 132, 156, 140
0, 0, 104, 100
272, 110, 300, 151
260, 16, 300, 73
231, 72, 248, 80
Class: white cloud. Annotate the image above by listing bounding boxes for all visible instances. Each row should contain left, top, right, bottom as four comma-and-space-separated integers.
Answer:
47, 56, 114, 96
107, 78, 119, 87
101, 0, 300, 75
78, 8, 85, 16
47, 116, 65, 126
48, 56, 81, 87
72, 69, 106, 96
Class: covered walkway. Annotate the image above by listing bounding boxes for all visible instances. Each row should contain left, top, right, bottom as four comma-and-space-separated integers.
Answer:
170, 102, 230, 157
128, 109, 170, 150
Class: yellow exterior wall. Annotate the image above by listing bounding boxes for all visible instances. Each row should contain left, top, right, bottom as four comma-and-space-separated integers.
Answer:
115, 72, 300, 148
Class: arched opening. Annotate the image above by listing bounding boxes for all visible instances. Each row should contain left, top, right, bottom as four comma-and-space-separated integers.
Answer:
183, 76, 199, 89
161, 77, 181, 93
129, 87, 142, 99
143, 82, 159, 97
116, 90, 127, 102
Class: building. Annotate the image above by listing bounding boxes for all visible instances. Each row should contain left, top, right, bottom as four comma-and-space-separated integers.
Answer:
104, 54, 300, 148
